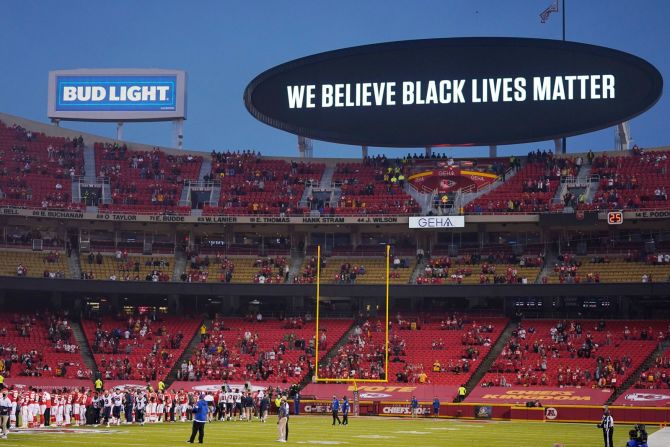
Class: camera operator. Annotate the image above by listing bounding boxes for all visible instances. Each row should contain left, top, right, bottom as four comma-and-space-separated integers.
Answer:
596, 406, 614, 447
626, 425, 648, 447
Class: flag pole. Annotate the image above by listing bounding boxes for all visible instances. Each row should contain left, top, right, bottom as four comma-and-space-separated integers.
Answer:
562, 0, 565, 41
561, 0, 567, 154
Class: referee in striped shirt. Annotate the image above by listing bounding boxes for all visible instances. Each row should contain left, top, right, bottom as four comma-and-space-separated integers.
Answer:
597, 405, 614, 447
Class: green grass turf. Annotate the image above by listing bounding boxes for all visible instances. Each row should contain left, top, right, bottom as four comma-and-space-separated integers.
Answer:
3, 416, 658, 447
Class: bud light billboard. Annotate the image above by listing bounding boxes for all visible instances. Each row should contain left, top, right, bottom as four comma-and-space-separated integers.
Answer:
245, 38, 663, 147
48, 69, 187, 121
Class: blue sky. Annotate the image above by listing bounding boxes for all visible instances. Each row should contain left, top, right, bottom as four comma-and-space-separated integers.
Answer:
0, 0, 667, 158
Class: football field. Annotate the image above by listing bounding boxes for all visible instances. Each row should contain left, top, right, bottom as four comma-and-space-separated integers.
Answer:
1, 416, 657, 447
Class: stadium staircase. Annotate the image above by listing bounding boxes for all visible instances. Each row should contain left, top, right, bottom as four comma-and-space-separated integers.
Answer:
209, 183, 221, 207
297, 319, 359, 391
179, 185, 190, 206
535, 253, 557, 284
83, 144, 97, 181
462, 319, 517, 400
459, 165, 520, 208
173, 247, 187, 281
288, 250, 305, 284
584, 164, 600, 204
71, 144, 99, 206
330, 187, 342, 208
198, 157, 212, 181
101, 181, 112, 206
71, 180, 81, 204
405, 183, 433, 214
298, 185, 314, 210
71, 320, 100, 378
605, 339, 670, 406
67, 250, 82, 279
320, 164, 335, 188
409, 259, 425, 284
551, 179, 567, 209
165, 318, 208, 387
552, 162, 594, 213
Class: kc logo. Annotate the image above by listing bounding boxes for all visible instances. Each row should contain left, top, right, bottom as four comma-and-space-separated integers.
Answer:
624, 393, 670, 402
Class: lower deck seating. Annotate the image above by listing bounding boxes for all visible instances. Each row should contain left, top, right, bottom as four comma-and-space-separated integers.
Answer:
319, 315, 507, 385
480, 320, 669, 389
0, 312, 89, 379
632, 345, 670, 389
178, 317, 351, 384
81, 315, 200, 381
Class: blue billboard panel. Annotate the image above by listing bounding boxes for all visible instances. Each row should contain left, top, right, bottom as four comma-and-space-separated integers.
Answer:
55, 75, 177, 112
48, 69, 186, 122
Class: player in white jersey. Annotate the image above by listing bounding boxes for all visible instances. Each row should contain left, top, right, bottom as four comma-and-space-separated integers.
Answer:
134, 391, 147, 425
101, 391, 113, 427
233, 389, 242, 421
225, 391, 234, 421
216, 389, 226, 421
111, 390, 123, 425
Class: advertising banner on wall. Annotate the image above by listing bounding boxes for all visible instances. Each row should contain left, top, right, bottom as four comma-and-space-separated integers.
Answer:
167, 381, 286, 393
465, 386, 612, 406
3, 377, 148, 391
409, 216, 465, 229
613, 389, 670, 407
301, 383, 458, 401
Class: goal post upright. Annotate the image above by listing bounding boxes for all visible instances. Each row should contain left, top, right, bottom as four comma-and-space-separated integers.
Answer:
314, 244, 321, 381
313, 244, 391, 384
385, 244, 390, 383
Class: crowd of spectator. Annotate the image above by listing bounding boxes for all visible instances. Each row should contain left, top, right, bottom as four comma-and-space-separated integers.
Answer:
634, 348, 670, 389
590, 149, 670, 210
293, 256, 324, 284
320, 319, 388, 381
253, 256, 288, 284
416, 252, 541, 285
0, 312, 89, 379
181, 316, 315, 384
485, 320, 669, 389
90, 315, 182, 381
206, 150, 322, 216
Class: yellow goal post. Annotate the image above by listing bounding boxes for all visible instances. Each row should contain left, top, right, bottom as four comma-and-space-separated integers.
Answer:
313, 244, 390, 383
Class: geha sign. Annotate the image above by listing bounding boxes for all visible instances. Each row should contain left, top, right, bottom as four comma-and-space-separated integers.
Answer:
245, 38, 662, 147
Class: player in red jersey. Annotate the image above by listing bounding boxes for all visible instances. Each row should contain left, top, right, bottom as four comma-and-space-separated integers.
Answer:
147, 390, 157, 423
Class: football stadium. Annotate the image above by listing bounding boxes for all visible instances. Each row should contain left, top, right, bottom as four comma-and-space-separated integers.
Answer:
0, 1, 669, 446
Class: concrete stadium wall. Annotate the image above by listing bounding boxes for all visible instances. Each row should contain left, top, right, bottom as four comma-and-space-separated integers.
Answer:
1, 276, 670, 298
